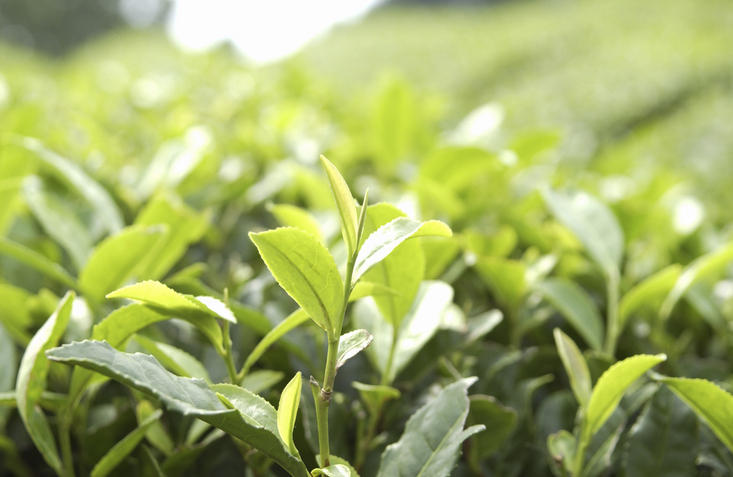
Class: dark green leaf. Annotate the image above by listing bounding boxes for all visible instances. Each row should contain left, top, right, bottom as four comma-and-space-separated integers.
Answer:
536, 279, 604, 351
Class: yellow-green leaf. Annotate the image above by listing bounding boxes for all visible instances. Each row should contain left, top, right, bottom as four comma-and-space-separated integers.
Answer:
320, 155, 358, 254
277, 372, 302, 455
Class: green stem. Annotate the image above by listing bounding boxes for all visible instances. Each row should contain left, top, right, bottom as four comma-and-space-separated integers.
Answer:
222, 321, 238, 383
603, 271, 620, 357
354, 400, 383, 470
572, 430, 589, 477
58, 412, 75, 477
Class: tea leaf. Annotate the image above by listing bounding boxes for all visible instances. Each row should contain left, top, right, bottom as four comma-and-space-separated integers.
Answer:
241, 309, 309, 377
475, 257, 526, 312
619, 264, 681, 329
320, 155, 359, 254
250, 227, 343, 334
352, 382, 400, 415
268, 203, 324, 243
536, 278, 604, 351
466, 395, 517, 459
134, 334, 211, 382
377, 377, 483, 477
660, 377, 733, 452
336, 329, 373, 369
136, 400, 175, 456
553, 328, 592, 407
79, 225, 169, 301
353, 217, 451, 284
90, 409, 163, 477
0, 237, 77, 289
312, 464, 352, 477
543, 189, 623, 276
16, 292, 74, 474
46, 341, 309, 477
277, 372, 302, 455
584, 354, 666, 437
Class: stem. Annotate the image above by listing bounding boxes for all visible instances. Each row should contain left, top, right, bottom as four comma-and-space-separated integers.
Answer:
354, 401, 383, 470
58, 411, 75, 477
572, 430, 589, 477
603, 270, 620, 357
222, 321, 238, 383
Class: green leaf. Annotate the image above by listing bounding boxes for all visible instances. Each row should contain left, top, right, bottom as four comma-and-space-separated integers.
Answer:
352, 382, 400, 415
535, 278, 604, 351
0, 283, 32, 345
277, 372, 302, 455
355, 281, 453, 383
320, 155, 359, 254
107, 280, 236, 323
475, 257, 527, 312
79, 224, 169, 301
250, 227, 343, 334
134, 334, 211, 382
660, 240, 733, 320
466, 395, 517, 459
136, 400, 175, 456
46, 341, 309, 477
377, 378, 484, 477
623, 387, 698, 477
23, 175, 93, 270
352, 217, 451, 284
16, 292, 74, 474
618, 264, 681, 329
241, 309, 309, 377
361, 203, 425, 327
542, 189, 623, 276
90, 409, 163, 477
314, 455, 361, 477
0, 323, 16, 393
21, 137, 124, 234
268, 203, 324, 243
133, 193, 209, 280
584, 354, 666, 437
547, 430, 575, 475
553, 328, 592, 407
0, 237, 77, 289
336, 329, 373, 369
660, 377, 733, 452
312, 464, 352, 477
241, 370, 284, 394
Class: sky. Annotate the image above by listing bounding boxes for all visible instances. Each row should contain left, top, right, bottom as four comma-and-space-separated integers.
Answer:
164, 0, 385, 64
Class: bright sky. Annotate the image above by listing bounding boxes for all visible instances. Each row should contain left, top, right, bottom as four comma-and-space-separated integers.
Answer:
165, 0, 385, 64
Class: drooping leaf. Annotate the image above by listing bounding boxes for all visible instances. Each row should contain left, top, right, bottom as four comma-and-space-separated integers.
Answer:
268, 203, 324, 243
377, 378, 484, 477
320, 155, 359, 254
21, 137, 124, 234
0, 237, 77, 289
46, 341, 309, 477
618, 264, 681, 329
79, 224, 169, 302
660, 377, 733, 452
466, 395, 517, 460
584, 354, 666, 437
336, 329, 373, 369
536, 278, 604, 351
277, 372, 302, 455
250, 227, 343, 334
660, 240, 733, 320
23, 175, 93, 270
542, 189, 623, 276
134, 334, 211, 382
16, 292, 74, 474
352, 217, 451, 284
133, 193, 209, 280
90, 409, 163, 477
623, 387, 698, 477
240, 309, 309, 377
553, 328, 592, 407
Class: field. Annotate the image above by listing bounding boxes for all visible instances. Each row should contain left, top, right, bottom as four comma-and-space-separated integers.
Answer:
1, 0, 732, 476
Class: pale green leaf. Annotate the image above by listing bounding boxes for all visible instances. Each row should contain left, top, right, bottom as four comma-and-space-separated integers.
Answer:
134, 334, 211, 382
336, 329, 373, 369
377, 378, 483, 477
547, 430, 575, 475
241, 370, 284, 394
353, 217, 451, 284
660, 377, 733, 452
619, 265, 681, 329
268, 203, 324, 243
0, 237, 77, 289
277, 372, 302, 455
320, 155, 359, 253
553, 328, 592, 407
584, 354, 666, 437
660, 241, 733, 320
46, 341, 309, 477
136, 400, 175, 456
16, 292, 74, 474
535, 278, 604, 351
91, 409, 163, 477
475, 257, 527, 312
543, 189, 623, 276
352, 382, 400, 415
250, 227, 343, 334
241, 309, 309, 377
79, 225, 169, 302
